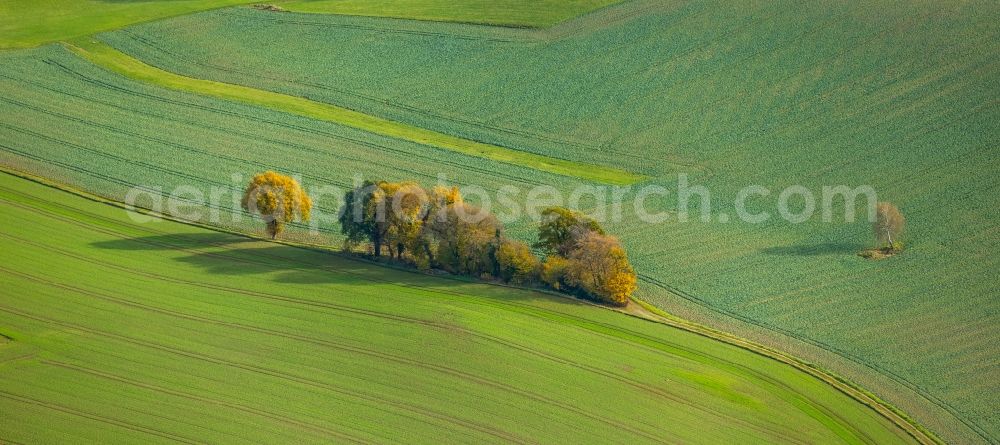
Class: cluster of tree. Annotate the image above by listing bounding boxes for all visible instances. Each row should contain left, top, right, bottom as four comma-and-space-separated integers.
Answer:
239, 173, 636, 305
335, 180, 637, 306
534, 207, 637, 305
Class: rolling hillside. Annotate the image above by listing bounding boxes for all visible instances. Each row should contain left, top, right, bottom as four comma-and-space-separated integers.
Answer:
0, 0, 995, 442
86, 2, 997, 441
0, 171, 918, 443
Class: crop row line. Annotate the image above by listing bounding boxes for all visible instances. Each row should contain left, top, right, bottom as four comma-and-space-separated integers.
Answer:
0, 142, 336, 235
253, 16, 523, 43
0, 389, 198, 444
37, 57, 547, 186
0, 74, 478, 188
0, 186, 867, 443
0, 107, 343, 216
636, 272, 970, 444
41, 360, 371, 443
116, 29, 603, 154
657, 7, 985, 158
0, 303, 531, 444
2, 260, 671, 443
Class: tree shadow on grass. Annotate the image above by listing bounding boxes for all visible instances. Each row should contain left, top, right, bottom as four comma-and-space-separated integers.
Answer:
91, 233, 584, 306
90, 232, 251, 251
759, 242, 863, 257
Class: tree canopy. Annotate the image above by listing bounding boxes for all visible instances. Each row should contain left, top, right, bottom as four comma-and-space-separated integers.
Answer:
534, 206, 605, 255
337, 185, 637, 306
241, 171, 312, 239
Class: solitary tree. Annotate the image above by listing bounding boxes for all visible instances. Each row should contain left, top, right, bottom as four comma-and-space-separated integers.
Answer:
535, 207, 604, 255
873, 202, 905, 250
241, 171, 311, 239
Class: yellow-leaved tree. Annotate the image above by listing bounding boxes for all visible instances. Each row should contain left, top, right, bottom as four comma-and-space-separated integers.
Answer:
566, 232, 637, 306
241, 171, 312, 239
496, 238, 540, 284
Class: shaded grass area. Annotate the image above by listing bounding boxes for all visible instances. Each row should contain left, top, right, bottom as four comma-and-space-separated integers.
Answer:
63, 38, 642, 185
0, 171, 916, 443
276, 0, 623, 28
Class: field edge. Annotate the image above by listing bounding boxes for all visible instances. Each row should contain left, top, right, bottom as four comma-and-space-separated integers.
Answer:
0, 164, 941, 445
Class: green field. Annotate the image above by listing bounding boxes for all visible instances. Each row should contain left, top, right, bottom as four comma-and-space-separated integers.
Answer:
0, 171, 917, 443
62, 37, 641, 185
0, 0, 251, 49
0, 0, 996, 443
70, 1, 997, 441
276, 0, 623, 27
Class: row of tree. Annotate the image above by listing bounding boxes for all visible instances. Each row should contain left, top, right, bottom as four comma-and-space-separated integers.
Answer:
238, 172, 637, 306
336, 180, 638, 306
238, 171, 908, 304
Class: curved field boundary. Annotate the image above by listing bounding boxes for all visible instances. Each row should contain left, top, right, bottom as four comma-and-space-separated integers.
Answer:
0, 63, 548, 188
634, 276, 945, 445
115, 27, 608, 156
0, 191, 888, 444
107, 25, 707, 178
274, 0, 625, 29
0, 199, 859, 443
0, 166, 939, 445
60, 39, 645, 185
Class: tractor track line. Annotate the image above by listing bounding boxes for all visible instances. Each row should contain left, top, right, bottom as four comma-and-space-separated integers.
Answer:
0, 263, 673, 443
36, 58, 547, 187
0, 192, 866, 443
0, 390, 198, 444
40, 360, 371, 444
0, 198, 797, 441
0, 305, 531, 445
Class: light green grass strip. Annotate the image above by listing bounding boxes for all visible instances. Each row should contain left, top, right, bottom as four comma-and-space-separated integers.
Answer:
64, 38, 645, 185
0, 0, 251, 49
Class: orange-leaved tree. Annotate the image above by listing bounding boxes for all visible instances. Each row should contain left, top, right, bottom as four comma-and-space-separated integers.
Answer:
565, 232, 637, 306
241, 171, 312, 239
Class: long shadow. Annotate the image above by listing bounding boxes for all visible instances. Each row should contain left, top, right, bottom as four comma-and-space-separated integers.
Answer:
759, 242, 863, 257
91, 233, 560, 304
91, 232, 250, 251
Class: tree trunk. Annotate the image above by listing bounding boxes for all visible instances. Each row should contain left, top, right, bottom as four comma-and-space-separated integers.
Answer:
424, 244, 435, 267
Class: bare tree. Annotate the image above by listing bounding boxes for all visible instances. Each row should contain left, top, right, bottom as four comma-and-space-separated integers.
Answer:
873, 202, 905, 250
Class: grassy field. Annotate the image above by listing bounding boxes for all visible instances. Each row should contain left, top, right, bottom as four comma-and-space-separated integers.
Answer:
0, 0, 250, 49
275, 0, 623, 27
0, 171, 918, 443
61, 38, 640, 185
0, 0, 996, 442
76, 1, 997, 442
